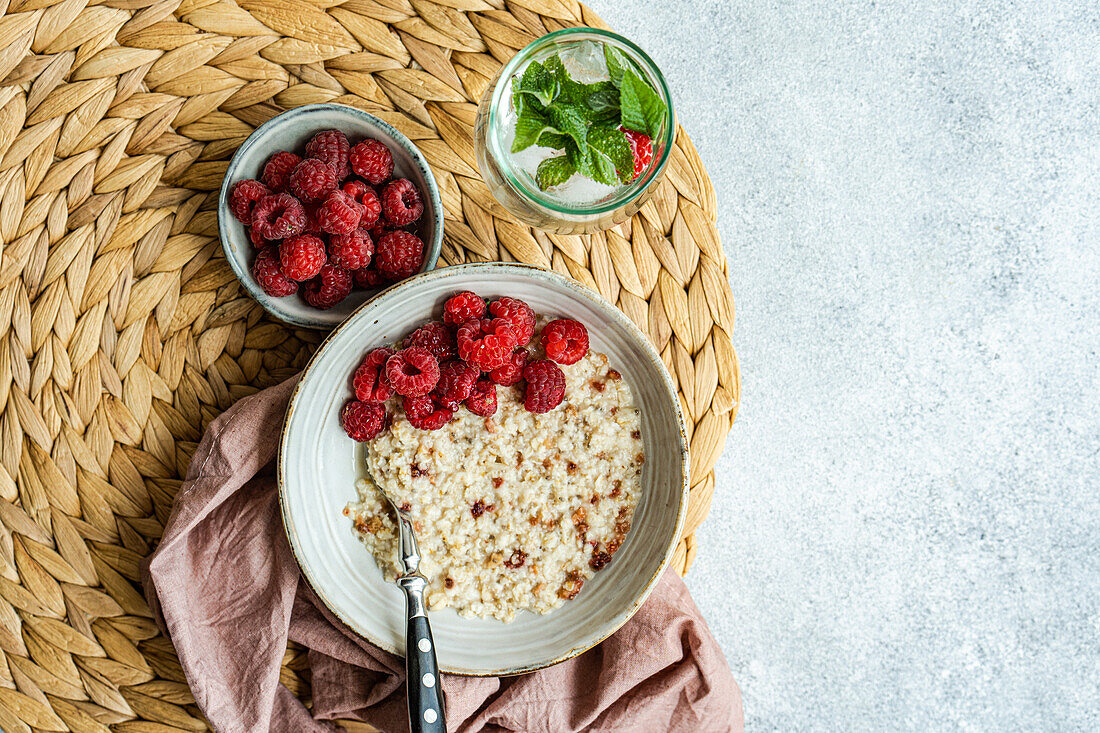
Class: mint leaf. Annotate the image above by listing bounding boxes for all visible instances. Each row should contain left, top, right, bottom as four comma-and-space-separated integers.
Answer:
566, 139, 594, 179
512, 76, 543, 118
535, 155, 575, 190
604, 44, 631, 87
567, 139, 616, 186
546, 104, 590, 151
590, 151, 618, 186
586, 86, 620, 115
512, 111, 558, 153
620, 68, 667, 138
537, 131, 570, 149
587, 125, 634, 183
518, 60, 557, 106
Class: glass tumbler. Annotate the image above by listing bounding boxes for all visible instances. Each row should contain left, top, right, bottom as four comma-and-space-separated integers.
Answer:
474, 28, 675, 234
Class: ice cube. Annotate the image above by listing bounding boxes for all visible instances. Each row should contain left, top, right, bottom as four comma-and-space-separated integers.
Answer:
557, 40, 610, 84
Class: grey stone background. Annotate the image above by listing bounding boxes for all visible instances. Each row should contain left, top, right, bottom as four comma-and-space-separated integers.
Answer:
585, 0, 1100, 729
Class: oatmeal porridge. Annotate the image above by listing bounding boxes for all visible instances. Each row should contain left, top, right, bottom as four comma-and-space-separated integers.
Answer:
345, 348, 643, 622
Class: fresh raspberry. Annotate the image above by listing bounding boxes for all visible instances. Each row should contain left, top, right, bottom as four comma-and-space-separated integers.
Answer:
456, 318, 517, 370
349, 139, 394, 185
328, 228, 373, 270
251, 247, 297, 297
289, 158, 337, 202
352, 347, 394, 402
488, 297, 535, 345
541, 318, 589, 365
369, 221, 395, 244
488, 348, 528, 386
229, 179, 270, 224
381, 178, 424, 227
317, 190, 364, 235
385, 347, 440, 397
302, 264, 353, 309
342, 179, 370, 201
342, 180, 383, 228
261, 151, 301, 192
374, 231, 424, 279
465, 378, 497, 417
620, 127, 653, 181
443, 291, 486, 326
432, 360, 478, 408
250, 193, 306, 240
302, 202, 322, 234
402, 395, 453, 431
404, 321, 456, 362
523, 359, 566, 413
305, 130, 351, 180
354, 267, 390, 288
280, 234, 326, 281
341, 400, 387, 442
249, 224, 272, 249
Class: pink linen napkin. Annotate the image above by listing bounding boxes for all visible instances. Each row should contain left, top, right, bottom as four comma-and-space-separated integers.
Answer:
140, 378, 743, 732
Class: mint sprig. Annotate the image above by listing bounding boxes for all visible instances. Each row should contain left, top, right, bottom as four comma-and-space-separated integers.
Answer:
510, 44, 667, 190
619, 68, 665, 139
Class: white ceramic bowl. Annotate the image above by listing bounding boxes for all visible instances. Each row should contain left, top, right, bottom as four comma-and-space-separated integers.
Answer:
278, 263, 688, 675
218, 103, 443, 330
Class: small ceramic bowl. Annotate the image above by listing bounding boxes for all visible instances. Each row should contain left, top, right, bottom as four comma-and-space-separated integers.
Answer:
278, 263, 689, 675
218, 103, 444, 330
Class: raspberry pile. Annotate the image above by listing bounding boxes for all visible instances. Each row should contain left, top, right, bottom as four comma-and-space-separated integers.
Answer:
229, 129, 428, 309
340, 292, 591, 442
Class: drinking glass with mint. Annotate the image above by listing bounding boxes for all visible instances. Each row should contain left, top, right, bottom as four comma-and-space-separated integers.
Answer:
474, 29, 675, 234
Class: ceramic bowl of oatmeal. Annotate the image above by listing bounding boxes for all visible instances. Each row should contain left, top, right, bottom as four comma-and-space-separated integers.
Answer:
278, 263, 688, 675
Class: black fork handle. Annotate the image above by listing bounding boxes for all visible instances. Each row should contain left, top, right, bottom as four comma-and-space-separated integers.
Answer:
399, 575, 445, 733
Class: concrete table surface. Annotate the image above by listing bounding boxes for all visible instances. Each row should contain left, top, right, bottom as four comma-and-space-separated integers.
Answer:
586, 1, 1099, 729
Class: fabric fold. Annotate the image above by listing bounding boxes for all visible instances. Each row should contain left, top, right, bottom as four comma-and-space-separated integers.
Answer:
140, 379, 742, 733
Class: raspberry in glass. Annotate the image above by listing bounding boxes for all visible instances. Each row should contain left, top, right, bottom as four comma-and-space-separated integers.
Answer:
279, 234, 326, 281
317, 189, 364, 235
251, 247, 297, 297
289, 158, 337, 202
349, 139, 394, 185
385, 347, 440, 397
522, 359, 566, 413
456, 318, 517, 370
341, 400, 387, 441
541, 318, 589, 365
381, 178, 424, 227
620, 127, 653, 181
302, 264, 352, 309
305, 130, 351, 181
250, 193, 306, 240
261, 151, 301, 192
443, 291, 486, 326
374, 230, 424, 279
229, 179, 270, 224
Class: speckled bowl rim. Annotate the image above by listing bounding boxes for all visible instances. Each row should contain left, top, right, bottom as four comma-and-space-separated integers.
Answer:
277, 262, 690, 676
217, 103, 444, 331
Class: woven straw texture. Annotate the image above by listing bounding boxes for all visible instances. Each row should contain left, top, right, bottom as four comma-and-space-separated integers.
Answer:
0, 0, 739, 728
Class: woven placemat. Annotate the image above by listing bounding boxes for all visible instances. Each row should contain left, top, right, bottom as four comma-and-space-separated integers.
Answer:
0, 0, 739, 728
